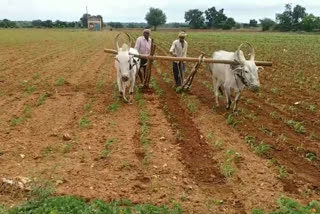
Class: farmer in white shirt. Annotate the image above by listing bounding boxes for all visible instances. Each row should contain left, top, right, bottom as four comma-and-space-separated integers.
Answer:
169, 31, 188, 87
134, 28, 152, 83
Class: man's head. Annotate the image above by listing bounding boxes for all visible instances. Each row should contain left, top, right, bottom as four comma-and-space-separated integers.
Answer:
143, 28, 151, 39
178, 31, 187, 42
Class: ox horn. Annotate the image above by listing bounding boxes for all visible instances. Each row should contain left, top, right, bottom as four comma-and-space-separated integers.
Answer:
237, 42, 255, 62
245, 42, 255, 61
125, 32, 132, 48
236, 43, 246, 65
114, 33, 121, 51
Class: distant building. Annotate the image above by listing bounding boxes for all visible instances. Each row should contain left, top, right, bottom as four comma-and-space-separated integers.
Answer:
88, 16, 102, 31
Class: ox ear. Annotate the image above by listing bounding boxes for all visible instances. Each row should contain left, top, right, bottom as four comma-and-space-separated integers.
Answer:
257, 66, 264, 72
232, 67, 243, 75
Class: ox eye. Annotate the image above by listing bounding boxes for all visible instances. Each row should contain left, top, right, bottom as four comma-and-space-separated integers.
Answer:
244, 70, 249, 73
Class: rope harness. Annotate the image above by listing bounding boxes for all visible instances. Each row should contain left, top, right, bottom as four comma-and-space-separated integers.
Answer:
232, 66, 251, 91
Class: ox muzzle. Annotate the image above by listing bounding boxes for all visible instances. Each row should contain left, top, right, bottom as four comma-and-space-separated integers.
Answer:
249, 85, 259, 92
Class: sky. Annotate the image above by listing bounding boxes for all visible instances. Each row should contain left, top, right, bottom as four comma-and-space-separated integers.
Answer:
1, 0, 320, 23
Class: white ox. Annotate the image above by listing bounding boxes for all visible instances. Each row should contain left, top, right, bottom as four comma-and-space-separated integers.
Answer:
114, 33, 140, 104
209, 43, 263, 114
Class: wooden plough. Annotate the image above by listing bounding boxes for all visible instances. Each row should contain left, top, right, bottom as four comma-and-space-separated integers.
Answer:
104, 42, 272, 91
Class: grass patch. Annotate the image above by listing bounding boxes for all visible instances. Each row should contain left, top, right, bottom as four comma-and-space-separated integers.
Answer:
107, 89, 121, 112
25, 85, 36, 95
244, 136, 272, 157
151, 77, 164, 96
100, 139, 116, 158
96, 73, 106, 92
55, 77, 65, 86
5, 196, 182, 214
251, 197, 320, 214
226, 113, 241, 127
220, 149, 240, 178
36, 93, 50, 106
62, 143, 72, 154
10, 105, 32, 126
187, 101, 197, 113
79, 116, 90, 129
254, 141, 272, 156
107, 103, 120, 112
139, 110, 151, 147
279, 165, 288, 178
306, 152, 317, 162
259, 125, 274, 137
285, 120, 306, 134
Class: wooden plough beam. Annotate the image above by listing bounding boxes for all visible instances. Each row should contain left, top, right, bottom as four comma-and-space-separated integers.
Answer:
104, 48, 273, 90
143, 39, 156, 88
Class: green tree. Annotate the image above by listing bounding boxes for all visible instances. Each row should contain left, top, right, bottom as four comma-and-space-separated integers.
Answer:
205, 7, 227, 28
185, 9, 205, 29
0, 19, 17, 28
32, 19, 42, 28
259, 18, 276, 31
300, 14, 320, 32
249, 19, 258, 27
222, 17, 236, 29
80, 13, 90, 28
145, 7, 166, 30
292, 5, 307, 24
108, 22, 124, 28
276, 4, 293, 31
42, 20, 53, 28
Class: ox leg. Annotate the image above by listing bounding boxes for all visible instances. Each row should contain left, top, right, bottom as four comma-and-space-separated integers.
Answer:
224, 85, 232, 110
117, 72, 123, 97
122, 84, 128, 102
233, 90, 241, 115
128, 76, 135, 104
212, 77, 220, 107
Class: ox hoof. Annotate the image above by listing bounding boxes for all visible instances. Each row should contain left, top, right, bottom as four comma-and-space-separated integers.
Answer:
226, 106, 231, 111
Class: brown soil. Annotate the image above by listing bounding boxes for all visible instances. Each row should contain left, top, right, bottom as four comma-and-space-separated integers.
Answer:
0, 30, 319, 214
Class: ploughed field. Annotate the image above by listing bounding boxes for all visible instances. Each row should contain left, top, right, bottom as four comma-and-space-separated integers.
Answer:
0, 29, 319, 213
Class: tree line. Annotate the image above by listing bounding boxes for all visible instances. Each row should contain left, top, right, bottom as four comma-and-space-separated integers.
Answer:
0, 19, 80, 28
1, 3, 320, 32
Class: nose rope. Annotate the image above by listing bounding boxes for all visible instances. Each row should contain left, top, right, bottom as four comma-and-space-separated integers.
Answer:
232, 67, 251, 90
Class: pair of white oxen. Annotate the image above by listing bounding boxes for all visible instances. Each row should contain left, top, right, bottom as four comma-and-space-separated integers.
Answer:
114, 33, 263, 114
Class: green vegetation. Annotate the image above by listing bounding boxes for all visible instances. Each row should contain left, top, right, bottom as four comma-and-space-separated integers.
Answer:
226, 113, 241, 127
285, 120, 306, 134
36, 93, 50, 106
79, 101, 92, 129
306, 152, 317, 162
62, 143, 72, 154
145, 7, 167, 31
254, 141, 272, 156
220, 149, 240, 178
10, 105, 32, 126
151, 78, 164, 97
244, 136, 272, 156
100, 139, 116, 158
251, 197, 320, 214
79, 116, 90, 129
55, 77, 65, 86
279, 166, 288, 179
25, 85, 36, 95
4, 196, 182, 214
